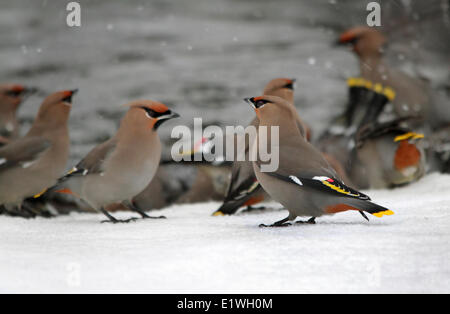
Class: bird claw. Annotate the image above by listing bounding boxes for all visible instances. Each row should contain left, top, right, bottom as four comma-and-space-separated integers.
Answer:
296, 217, 316, 224
101, 218, 139, 224
143, 215, 166, 219
259, 223, 291, 228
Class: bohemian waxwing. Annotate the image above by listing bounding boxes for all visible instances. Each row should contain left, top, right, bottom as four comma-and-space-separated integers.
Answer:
349, 118, 426, 189
47, 100, 179, 223
0, 84, 36, 142
317, 77, 404, 189
0, 90, 75, 212
213, 78, 307, 216
337, 26, 431, 128
246, 95, 393, 227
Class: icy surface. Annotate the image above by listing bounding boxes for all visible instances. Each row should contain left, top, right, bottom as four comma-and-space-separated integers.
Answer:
1, 173, 449, 293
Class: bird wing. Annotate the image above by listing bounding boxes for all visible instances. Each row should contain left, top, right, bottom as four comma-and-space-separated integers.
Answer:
59, 138, 118, 181
224, 134, 258, 203
355, 117, 418, 147
255, 162, 370, 201
224, 165, 261, 202
0, 137, 51, 172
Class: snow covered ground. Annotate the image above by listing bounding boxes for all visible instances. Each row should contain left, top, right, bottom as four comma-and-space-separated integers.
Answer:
1, 172, 449, 294
1, 0, 449, 294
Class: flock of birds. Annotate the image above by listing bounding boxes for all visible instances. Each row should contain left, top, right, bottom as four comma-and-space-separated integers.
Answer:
0, 26, 449, 225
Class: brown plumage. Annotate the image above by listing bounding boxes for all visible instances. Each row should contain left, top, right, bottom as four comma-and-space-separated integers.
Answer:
338, 26, 431, 126
213, 78, 307, 216
0, 84, 34, 142
246, 95, 393, 227
0, 90, 75, 212
349, 120, 426, 189
48, 100, 179, 223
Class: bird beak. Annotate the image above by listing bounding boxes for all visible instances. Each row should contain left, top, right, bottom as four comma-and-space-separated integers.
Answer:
157, 111, 180, 121
244, 97, 256, 109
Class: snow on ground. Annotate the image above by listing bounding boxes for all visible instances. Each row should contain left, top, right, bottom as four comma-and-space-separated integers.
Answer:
1, 173, 449, 293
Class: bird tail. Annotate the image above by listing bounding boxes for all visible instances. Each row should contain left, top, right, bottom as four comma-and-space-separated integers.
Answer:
213, 199, 247, 216
33, 172, 80, 200
356, 200, 394, 218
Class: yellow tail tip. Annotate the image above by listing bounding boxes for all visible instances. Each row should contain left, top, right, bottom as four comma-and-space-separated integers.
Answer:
33, 189, 48, 199
212, 211, 225, 217
373, 210, 395, 218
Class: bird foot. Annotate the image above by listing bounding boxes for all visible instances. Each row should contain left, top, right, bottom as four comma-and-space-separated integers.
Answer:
142, 215, 166, 219
101, 217, 139, 224
259, 222, 291, 228
295, 217, 316, 224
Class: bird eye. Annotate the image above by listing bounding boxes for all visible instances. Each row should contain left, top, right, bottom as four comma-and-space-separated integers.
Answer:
255, 100, 266, 108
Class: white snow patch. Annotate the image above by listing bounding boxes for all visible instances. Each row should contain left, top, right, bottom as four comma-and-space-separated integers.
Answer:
0, 173, 449, 293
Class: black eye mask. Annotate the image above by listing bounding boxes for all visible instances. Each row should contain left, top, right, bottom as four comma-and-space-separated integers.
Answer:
247, 98, 269, 109
62, 94, 73, 103
140, 107, 179, 130
5, 90, 23, 97
141, 107, 171, 119
255, 99, 268, 108
283, 82, 294, 90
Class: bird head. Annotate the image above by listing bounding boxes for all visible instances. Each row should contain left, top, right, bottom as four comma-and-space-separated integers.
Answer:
263, 78, 296, 104
0, 84, 35, 111
35, 89, 76, 126
244, 95, 293, 123
126, 100, 180, 130
336, 26, 386, 57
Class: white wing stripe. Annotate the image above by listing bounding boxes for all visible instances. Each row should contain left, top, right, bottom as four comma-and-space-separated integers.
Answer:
289, 175, 303, 186
312, 176, 330, 181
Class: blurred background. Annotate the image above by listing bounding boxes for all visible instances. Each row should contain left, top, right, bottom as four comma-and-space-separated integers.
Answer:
0, 0, 449, 163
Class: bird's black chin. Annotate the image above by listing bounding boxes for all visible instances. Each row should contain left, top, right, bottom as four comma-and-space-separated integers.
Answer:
153, 118, 172, 130
62, 95, 73, 103
153, 112, 180, 130
153, 120, 165, 130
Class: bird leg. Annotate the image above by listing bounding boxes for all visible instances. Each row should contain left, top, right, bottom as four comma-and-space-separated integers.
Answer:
100, 207, 138, 224
242, 205, 267, 213
359, 211, 370, 221
5, 204, 36, 218
20, 202, 44, 217
296, 217, 316, 224
259, 217, 291, 228
126, 201, 166, 220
